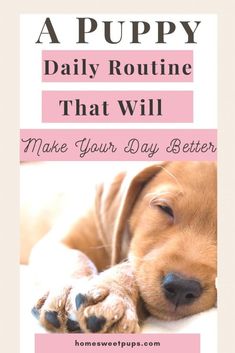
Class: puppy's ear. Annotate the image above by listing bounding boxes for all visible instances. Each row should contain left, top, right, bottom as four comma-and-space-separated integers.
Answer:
95, 162, 168, 265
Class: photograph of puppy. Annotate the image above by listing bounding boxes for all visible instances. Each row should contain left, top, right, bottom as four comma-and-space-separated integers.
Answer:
20, 161, 217, 333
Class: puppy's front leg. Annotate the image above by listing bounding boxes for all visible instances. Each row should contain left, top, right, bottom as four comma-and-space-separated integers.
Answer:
30, 232, 99, 333
72, 262, 140, 333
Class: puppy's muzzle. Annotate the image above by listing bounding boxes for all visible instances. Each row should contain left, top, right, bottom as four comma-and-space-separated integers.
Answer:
162, 273, 202, 306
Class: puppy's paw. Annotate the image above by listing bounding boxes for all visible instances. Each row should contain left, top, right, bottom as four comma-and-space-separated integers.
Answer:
71, 278, 140, 333
32, 275, 139, 333
31, 279, 90, 333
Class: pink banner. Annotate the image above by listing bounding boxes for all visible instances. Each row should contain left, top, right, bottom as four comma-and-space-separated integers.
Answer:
20, 129, 217, 161
42, 50, 193, 82
42, 91, 193, 123
35, 333, 200, 353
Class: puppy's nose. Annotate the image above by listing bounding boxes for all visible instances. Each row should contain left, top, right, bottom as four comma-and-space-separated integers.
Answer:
162, 273, 202, 306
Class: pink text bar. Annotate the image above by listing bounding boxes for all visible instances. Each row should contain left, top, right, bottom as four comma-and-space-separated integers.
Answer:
20, 129, 217, 161
42, 91, 193, 123
35, 333, 200, 353
42, 50, 193, 82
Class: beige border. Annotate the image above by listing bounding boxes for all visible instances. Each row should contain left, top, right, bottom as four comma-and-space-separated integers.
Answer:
1, 1, 235, 353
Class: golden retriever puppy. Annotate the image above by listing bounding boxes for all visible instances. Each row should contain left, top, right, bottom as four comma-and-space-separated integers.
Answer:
24, 161, 216, 333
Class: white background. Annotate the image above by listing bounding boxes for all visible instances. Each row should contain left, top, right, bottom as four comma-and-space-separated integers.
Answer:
20, 14, 217, 130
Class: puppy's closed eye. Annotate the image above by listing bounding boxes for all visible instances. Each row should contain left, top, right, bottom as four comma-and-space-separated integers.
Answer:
157, 204, 174, 219
149, 197, 175, 224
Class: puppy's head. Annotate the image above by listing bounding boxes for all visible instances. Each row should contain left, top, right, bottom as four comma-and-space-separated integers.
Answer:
128, 162, 217, 320
97, 161, 217, 320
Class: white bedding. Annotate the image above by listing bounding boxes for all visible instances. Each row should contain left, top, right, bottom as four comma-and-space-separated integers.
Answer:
20, 265, 217, 353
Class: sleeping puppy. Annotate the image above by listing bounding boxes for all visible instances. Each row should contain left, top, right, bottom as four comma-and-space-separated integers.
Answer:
26, 161, 217, 333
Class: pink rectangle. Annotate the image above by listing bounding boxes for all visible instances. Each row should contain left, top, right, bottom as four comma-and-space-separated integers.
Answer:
42, 91, 193, 123
35, 333, 200, 353
42, 50, 193, 82
20, 129, 217, 161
